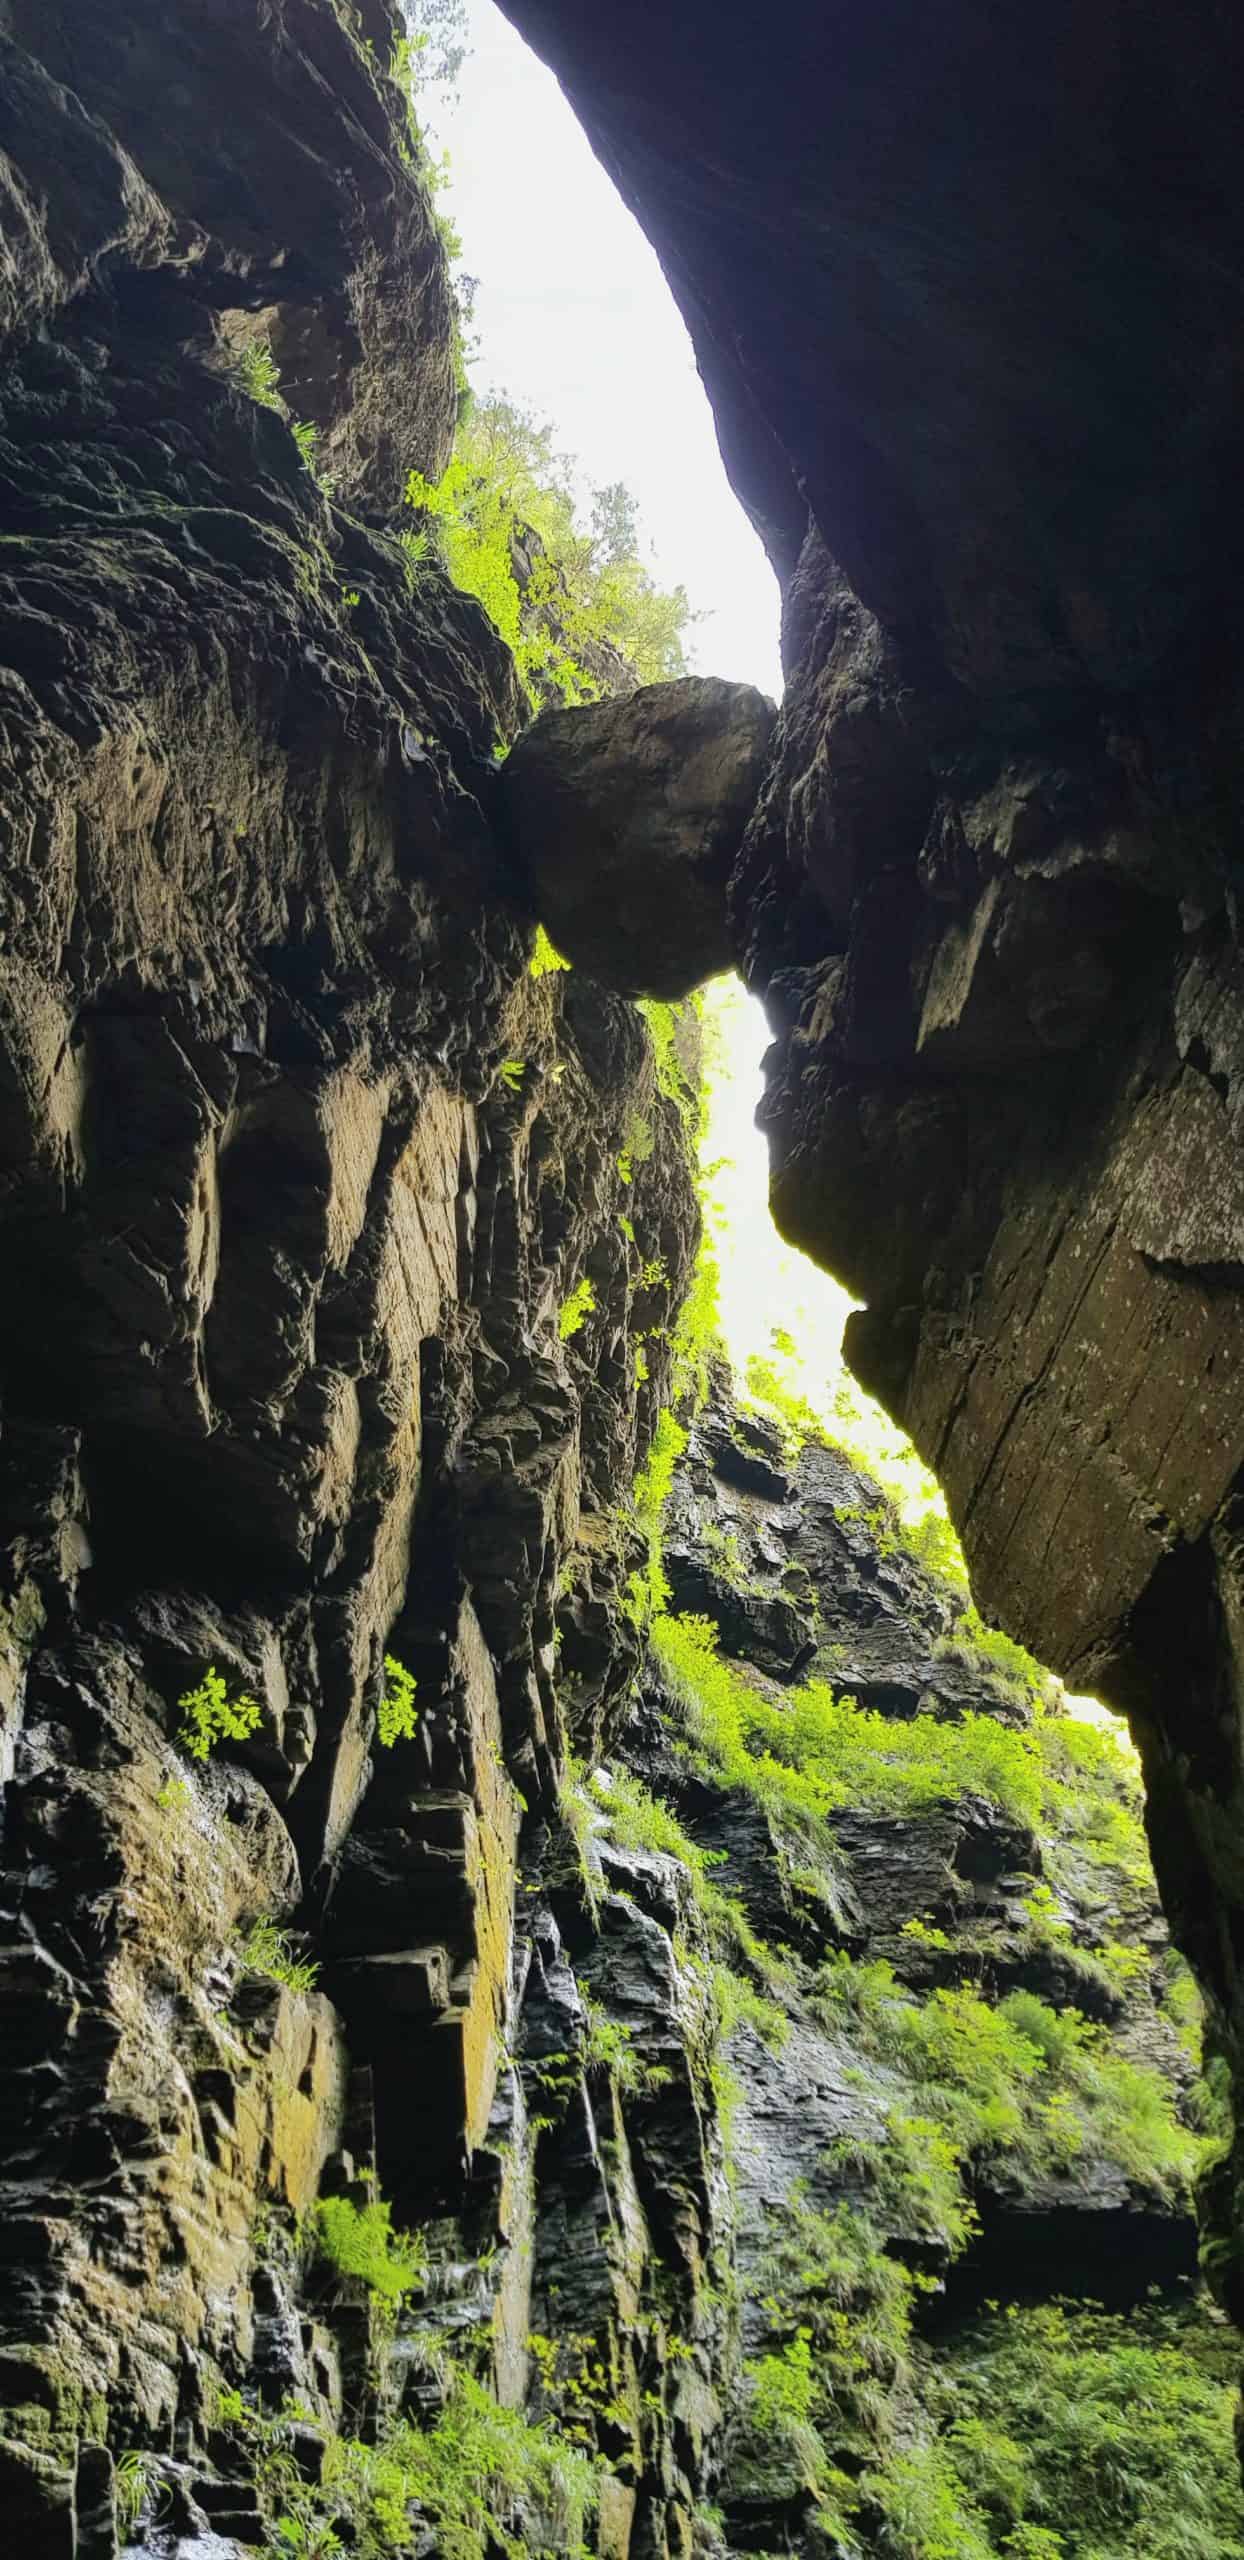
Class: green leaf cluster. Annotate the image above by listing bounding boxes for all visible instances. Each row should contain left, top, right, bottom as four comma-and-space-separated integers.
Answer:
405, 396, 695, 710
378, 1653, 418, 1748
177, 1664, 262, 1761
312, 2195, 426, 2305
558, 1277, 596, 1342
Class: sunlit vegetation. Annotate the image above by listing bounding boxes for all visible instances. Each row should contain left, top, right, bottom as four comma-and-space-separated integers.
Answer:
312, 2193, 426, 2305
818, 1957, 1201, 2214
239, 1919, 320, 1997
726, 2180, 1243, 2560
651, 1611, 1147, 1887
921, 2299, 1244, 2560
216, 2366, 598, 2560
177, 1664, 261, 1760
558, 1275, 597, 1342
406, 397, 696, 707
530, 924, 571, 979
378, 1651, 419, 1747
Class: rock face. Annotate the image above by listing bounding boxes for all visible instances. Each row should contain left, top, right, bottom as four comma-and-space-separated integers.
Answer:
0, 2, 710, 2546
0, 0, 1241, 2551
501, 679, 775, 998
497, 0, 1244, 2333
609, 1394, 1231, 2554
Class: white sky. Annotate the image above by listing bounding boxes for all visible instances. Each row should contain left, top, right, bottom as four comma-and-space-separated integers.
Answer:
427, 0, 783, 698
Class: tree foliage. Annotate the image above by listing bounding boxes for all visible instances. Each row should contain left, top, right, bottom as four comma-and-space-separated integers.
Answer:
402, 0, 469, 97
406, 395, 696, 706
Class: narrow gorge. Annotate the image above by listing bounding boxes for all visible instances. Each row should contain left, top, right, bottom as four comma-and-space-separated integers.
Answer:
1, 5, 1243, 2558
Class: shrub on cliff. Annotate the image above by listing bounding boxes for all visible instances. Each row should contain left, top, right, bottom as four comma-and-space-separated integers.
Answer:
817, 1957, 1201, 2212
405, 396, 695, 705
653, 1609, 1047, 1833
931, 2299, 1244, 2560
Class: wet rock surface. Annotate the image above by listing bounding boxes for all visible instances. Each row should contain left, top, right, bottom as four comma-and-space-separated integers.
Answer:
0, 1, 708, 2544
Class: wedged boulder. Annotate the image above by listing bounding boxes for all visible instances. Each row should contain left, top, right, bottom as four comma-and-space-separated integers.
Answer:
500, 677, 775, 999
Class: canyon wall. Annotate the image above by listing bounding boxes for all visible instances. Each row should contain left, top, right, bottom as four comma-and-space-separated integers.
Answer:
499, 0, 1244, 2337
0, 0, 1240, 2553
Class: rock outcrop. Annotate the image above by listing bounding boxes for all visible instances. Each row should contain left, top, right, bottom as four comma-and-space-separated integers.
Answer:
497, 0, 1244, 2337
501, 680, 775, 999
600, 1392, 1234, 2555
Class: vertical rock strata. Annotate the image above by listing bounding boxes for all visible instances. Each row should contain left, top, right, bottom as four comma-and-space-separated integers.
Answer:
0, 1, 711, 2543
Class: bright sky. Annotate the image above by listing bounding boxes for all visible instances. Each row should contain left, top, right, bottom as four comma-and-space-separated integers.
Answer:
426, 0, 783, 698
700, 979, 953, 1537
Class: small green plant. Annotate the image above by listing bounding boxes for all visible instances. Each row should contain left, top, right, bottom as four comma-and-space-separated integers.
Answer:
558, 1277, 596, 1341
156, 1776, 190, 1812
378, 1653, 418, 1747
312, 2193, 426, 2304
900, 1915, 953, 1952
231, 339, 282, 409
218, 2367, 599, 2560
580, 1996, 639, 2088
114, 2450, 161, 2537
497, 1058, 526, 1093
241, 1919, 320, 1997
292, 419, 319, 472
530, 925, 571, 979
177, 1665, 262, 1762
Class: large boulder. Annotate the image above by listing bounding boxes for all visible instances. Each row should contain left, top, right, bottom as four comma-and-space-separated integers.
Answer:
500, 677, 775, 998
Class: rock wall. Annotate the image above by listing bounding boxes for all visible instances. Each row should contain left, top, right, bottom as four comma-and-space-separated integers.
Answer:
0, 2, 710, 2544
592, 1394, 1237, 2556
497, 0, 1244, 2339
1, 1, 1241, 2553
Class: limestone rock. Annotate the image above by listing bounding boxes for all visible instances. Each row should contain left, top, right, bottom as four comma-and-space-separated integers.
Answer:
501, 678, 775, 999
